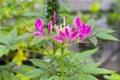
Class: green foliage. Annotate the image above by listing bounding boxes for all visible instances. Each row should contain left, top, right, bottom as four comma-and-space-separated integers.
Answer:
86, 18, 118, 46
0, 28, 18, 57
86, 19, 97, 29
0, 1, 119, 80
104, 73, 120, 80
23, 48, 113, 80
30, 37, 45, 46
0, 62, 20, 80
96, 33, 118, 41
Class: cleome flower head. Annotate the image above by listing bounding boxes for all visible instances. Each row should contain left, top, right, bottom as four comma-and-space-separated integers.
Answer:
75, 16, 92, 41
53, 25, 78, 43
33, 19, 52, 37
33, 12, 92, 44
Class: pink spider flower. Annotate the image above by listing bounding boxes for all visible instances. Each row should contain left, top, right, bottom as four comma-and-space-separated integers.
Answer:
75, 16, 92, 41
33, 19, 52, 37
53, 26, 78, 43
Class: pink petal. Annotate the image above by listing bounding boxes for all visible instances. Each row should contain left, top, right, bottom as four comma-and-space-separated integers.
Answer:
84, 26, 92, 36
53, 36, 63, 43
13, 66, 20, 69
70, 31, 78, 41
48, 21, 52, 34
35, 19, 44, 32
54, 11, 56, 25
65, 28, 70, 38
71, 24, 75, 32
79, 34, 84, 40
59, 31, 65, 39
55, 26, 60, 33
33, 32, 40, 36
75, 16, 83, 28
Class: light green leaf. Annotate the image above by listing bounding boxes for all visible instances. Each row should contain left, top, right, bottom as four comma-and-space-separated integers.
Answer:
80, 64, 113, 74
29, 59, 49, 69
90, 37, 98, 46
86, 19, 96, 29
24, 69, 44, 78
30, 37, 45, 46
80, 74, 98, 80
96, 28, 115, 33
40, 74, 49, 80
7, 27, 17, 44
49, 76, 59, 80
74, 47, 99, 60
17, 33, 31, 40
96, 33, 118, 41
2, 72, 15, 80
0, 32, 9, 45
0, 46, 9, 57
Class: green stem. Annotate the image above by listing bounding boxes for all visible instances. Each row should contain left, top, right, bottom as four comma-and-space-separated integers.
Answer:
53, 42, 56, 54
5, 55, 9, 64
61, 43, 65, 78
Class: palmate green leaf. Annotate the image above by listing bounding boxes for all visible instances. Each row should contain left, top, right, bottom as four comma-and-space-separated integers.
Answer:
2, 72, 15, 80
7, 27, 18, 50
29, 59, 49, 69
0, 32, 9, 45
40, 74, 49, 80
64, 75, 80, 80
96, 28, 115, 33
24, 69, 44, 78
49, 76, 59, 80
104, 73, 120, 80
86, 19, 96, 29
17, 33, 31, 41
79, 74, 98, 80
73, 47, 99, 60
90, 37, 98, 46
7, 27, 17, 43
0, 28, 18, 57
30, 37, 45, 46
13, 65, 34, 75
96, 33, 118, 41
80, 64, 113, 74
0, 46, 9, 57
